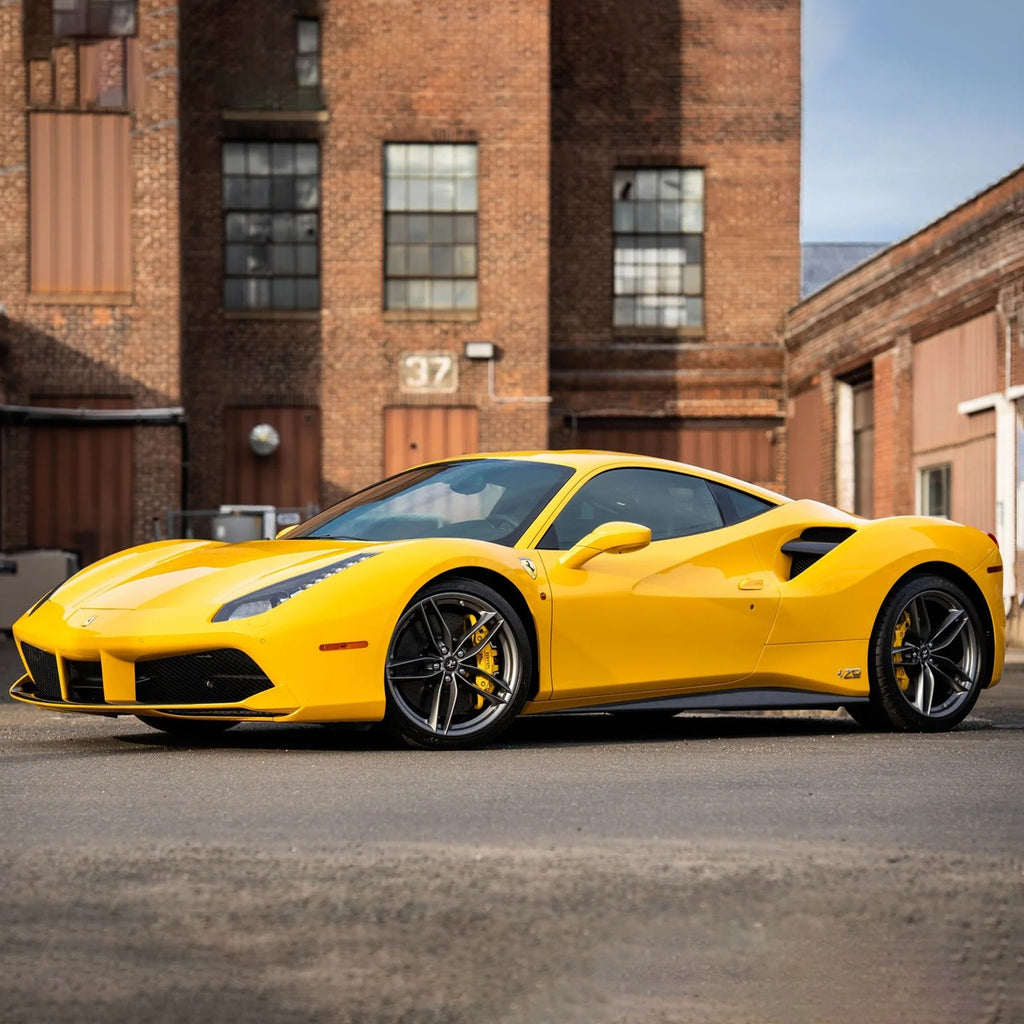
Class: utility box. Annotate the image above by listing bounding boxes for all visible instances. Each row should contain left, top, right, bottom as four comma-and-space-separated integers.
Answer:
212, 505, 277, 543
0, 550, 79, 629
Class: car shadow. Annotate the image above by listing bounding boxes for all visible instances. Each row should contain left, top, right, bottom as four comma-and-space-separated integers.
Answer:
112, 710, 895, 754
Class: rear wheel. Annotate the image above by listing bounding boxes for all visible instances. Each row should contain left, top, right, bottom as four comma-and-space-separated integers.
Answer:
384, 577, 532, 749
867, 574, 988, 732
136, 715, 238, 737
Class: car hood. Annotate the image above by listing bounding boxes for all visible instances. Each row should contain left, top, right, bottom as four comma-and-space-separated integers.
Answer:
52, 539, 383, 613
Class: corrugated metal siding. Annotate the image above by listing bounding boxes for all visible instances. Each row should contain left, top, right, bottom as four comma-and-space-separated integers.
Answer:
572, 422, 678, 461
788, 386, 823, 499
678, 425, 774, 483
912, 312, 998, 532
914, 435, 995, 533
29, 111, 131, 294
571, 419, 776, 484
384, 407, 480, 475
30, 398, 133, 566
913, 312, 999, 450
223, 406, 321, 509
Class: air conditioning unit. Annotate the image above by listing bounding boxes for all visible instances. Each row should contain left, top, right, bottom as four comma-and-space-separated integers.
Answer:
213, 505, 277, 543
0, 550, 79, 630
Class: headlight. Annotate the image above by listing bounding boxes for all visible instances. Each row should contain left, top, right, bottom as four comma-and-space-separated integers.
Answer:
212, 552, 379, 622
27, 587, 59, 616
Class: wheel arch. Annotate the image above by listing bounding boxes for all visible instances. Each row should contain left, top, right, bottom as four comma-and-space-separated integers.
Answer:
876, 560, 996, 678
420, 567, 542, 700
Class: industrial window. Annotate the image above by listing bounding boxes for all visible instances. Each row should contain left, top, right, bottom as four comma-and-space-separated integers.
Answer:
384, 143, 478, 312
613, 168, 704, 329
920, 464, 950, 518
296, 19, 320, 88
222, 141, 320, 311
53, 0, 136, 37
29, 112, 132, 296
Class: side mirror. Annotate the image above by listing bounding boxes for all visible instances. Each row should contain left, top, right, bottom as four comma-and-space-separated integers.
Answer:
558, 521, 652, 570
275, 525, 299, 539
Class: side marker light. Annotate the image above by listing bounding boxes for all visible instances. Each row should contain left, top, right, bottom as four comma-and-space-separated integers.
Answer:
319, 641, 369, 652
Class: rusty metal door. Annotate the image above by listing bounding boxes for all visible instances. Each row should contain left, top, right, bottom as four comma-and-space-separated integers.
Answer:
787, 386, 823, 500
570, 417, 776, 485
30, 399, 133, 566
223, 406, 321, 509
384, 407, 480, 476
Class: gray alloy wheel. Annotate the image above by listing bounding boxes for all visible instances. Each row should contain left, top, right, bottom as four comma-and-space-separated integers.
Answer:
868, 574, 988, 732
384, 577, 532, 749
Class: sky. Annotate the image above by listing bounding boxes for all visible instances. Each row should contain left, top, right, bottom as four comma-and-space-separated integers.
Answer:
801, 0, 1024, 243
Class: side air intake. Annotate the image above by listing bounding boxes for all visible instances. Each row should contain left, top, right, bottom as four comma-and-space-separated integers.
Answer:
781, 527, 855, 579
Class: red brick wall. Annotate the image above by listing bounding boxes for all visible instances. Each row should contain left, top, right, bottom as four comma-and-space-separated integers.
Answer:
1, 0, 182, 555
180, 0, 551, 510
548, 0, 801, 488
3, 0, 808, 552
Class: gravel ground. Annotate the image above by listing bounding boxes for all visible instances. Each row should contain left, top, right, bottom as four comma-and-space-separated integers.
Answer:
3, 839, 1022, 1023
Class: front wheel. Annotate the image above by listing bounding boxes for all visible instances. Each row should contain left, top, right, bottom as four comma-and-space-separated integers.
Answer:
867, 574, 989, 732
384, 577, 532, 749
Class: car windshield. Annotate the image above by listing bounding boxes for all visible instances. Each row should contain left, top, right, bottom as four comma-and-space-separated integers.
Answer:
291, 459, 575, 545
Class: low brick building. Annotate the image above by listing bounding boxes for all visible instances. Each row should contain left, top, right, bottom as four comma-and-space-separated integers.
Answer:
784, 166, 1024, 633
1, 0, 801, 566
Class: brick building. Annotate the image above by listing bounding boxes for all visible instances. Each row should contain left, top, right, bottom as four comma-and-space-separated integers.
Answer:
1, 0, 801, 566
785, 166, 1024, 634
549, 0, 800, 485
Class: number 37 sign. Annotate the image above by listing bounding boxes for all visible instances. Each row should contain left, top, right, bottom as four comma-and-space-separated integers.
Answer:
399, 352, 458, 394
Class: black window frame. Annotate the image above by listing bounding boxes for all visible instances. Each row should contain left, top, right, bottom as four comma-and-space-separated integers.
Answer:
613, 167, 705, 330
296, 18, 320, 89
222, 140, 321, 312
383, 142, 479, 313
53, 0, 136, 38
919, 463, 951, 518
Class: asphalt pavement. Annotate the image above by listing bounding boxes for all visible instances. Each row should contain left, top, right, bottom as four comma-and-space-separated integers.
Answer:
3, 630, 1022, 1024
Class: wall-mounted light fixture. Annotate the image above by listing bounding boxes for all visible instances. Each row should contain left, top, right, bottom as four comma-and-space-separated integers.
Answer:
464, 341, 496, 361
249, 423, 280, 456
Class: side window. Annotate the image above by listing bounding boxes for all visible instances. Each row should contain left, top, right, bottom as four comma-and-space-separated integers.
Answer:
538, 468, 724, 550
707, 481, 776, 525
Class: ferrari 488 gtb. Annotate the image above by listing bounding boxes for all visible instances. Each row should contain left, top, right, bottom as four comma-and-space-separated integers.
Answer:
11, 452, 1005, 748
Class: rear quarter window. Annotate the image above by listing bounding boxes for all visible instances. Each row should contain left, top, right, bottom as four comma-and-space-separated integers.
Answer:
708, 481, 777, 526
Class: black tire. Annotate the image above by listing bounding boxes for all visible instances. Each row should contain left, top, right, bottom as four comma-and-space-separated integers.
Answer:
136, 715, 238, 737
384, 577, 532, 749
868, 573, 989, 732
843, 702, 893, 731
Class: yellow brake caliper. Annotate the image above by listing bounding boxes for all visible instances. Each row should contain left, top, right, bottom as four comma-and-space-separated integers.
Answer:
893, 610, 911, 691
464, 614, 499, 709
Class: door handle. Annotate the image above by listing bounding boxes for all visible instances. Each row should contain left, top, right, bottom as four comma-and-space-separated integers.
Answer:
738, 577, 764, 591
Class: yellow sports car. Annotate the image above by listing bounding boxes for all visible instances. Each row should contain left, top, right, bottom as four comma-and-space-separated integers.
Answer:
10, 451, 1005, 748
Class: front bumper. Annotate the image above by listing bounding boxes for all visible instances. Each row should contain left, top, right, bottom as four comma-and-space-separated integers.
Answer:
10, 597, 388, 723
11, 641, 297, 720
